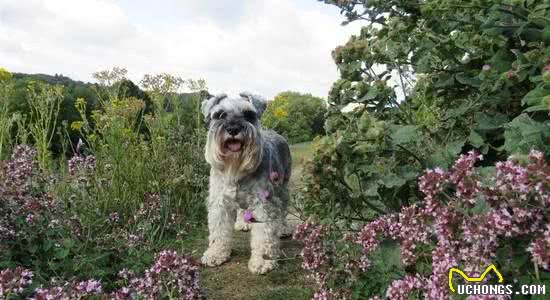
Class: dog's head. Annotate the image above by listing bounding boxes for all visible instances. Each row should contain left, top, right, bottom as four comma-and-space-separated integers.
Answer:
202, 92, 266, 179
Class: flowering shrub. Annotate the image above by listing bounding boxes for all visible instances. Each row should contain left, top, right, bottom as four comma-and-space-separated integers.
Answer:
1, 250, 202, 299
0, 144, 204, 297
0, 267, 33, 299
0, 145, 60, 242
32, 279, 102, 300
0, 68, 209, 298
300, 0, 550, 230
294, 150, 549, 299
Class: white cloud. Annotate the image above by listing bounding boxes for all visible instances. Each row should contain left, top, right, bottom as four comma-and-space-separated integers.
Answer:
0, 0, 362, 98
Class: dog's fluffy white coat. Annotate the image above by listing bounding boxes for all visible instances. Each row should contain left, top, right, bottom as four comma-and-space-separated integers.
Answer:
200, 93, 291, 274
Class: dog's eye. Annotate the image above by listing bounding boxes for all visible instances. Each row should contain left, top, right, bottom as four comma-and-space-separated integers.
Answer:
213, 111, 226, 120
243, 110, 256, 122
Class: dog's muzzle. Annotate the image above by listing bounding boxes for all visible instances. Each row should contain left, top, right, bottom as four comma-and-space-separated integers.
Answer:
223, 122, 245, 153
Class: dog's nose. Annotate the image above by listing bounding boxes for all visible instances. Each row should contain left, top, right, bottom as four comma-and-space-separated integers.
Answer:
226, 124, 243, 136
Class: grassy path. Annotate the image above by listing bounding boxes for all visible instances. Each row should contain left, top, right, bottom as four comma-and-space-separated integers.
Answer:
186, 142, 315, 300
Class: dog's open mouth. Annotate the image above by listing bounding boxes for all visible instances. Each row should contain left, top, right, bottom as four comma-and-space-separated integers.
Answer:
224, 138, 243, 152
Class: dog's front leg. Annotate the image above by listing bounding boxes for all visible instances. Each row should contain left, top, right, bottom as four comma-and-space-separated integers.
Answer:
234, 209, 252, 232
249, 221, 280, 274
201, 186, 236, 267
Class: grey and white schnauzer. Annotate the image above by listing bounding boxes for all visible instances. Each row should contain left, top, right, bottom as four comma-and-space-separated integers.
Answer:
200, 92, 292, 274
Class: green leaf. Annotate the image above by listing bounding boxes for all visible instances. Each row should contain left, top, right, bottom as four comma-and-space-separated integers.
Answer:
391, 125, 418, 145
380, 174, 406, 188
448, 139, 465, 155
523, 104, 548, 112
364, 182, 379, 197
468, 130, 485, 148
434, 73, 455, 88
475, 112, 509, 130
522, 86, 550, 106
54, 248, 70, 259
455, 73, 481, 87
504, 114, 550, 154
489, 49, 514, 72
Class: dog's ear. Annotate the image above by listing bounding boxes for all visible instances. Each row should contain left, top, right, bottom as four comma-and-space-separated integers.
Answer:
201, 93, 227, 126
240, 92, 266, 118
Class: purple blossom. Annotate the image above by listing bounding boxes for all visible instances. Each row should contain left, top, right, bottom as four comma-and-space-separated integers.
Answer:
67, 154, 96, 177
296, 150, 549, 300
528, 225, 550, 270
258, 189, 271, 202
243, 210, 254, 223
269, 171, 280, 184
0, 267, 33, 298
293, 223, 327, 271
386, 275, 426, 300
127, 250, 202, 299
75, 279, 102, 294
4, 145, 36, 190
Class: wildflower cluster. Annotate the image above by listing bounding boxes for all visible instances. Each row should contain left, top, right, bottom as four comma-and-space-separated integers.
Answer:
0, 267, 33, 299
32, 279, 102, 300
295, 150, 549, 299
0, 145, 59, 241
3, 145, 36, 189
123, 250, 202, 299
1, 250, 202, 299
67, 154, 96, 177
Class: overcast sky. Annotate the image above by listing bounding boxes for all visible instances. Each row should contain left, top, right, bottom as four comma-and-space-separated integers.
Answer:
0, 0, 363, 98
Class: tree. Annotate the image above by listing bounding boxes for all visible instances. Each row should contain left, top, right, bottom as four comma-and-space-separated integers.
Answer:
262, 91, 327, 144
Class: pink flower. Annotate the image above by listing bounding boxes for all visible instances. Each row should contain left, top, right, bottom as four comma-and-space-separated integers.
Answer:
269, 171, 280, 183
258, 189, 271, 202
528, 225, 550, 270
386, 275, 426, 300
243, 210, 254, 223
0, 267, 33, 297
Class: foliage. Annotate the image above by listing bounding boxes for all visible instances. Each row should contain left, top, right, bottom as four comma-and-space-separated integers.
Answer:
294, 151, 550, 299
26, 82, 63, 171
300, 0, 550, 224
290, 1, 550, 299
0, 71, 15, 160
0, 68, 209, 298
262, 91, 327, 144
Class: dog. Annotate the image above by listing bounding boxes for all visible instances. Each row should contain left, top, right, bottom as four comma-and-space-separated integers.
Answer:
200, 92, 291, 274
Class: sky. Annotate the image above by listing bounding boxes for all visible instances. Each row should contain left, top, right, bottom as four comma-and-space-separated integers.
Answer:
0, 0, 363, 99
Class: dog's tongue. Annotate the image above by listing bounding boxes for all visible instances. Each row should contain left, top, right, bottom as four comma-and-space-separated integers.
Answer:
227, 141, 242, 152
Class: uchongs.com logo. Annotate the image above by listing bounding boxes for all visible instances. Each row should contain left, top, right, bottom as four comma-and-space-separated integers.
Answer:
448, 264, 546, 296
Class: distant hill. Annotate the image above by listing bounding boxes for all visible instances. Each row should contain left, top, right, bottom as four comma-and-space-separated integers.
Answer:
6, 72, 206, 155
12, 73, 90, 86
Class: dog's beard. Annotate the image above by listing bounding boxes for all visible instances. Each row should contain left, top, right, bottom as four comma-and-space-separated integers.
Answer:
205, 122, 262, 182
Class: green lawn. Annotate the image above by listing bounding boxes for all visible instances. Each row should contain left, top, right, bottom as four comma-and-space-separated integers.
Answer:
289, 141, 314, 179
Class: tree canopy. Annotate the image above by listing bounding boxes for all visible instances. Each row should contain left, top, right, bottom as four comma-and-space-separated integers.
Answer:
262, 91, 326, 144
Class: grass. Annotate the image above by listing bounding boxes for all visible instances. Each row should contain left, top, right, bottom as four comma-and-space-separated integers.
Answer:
288, 141, 314, 192
178, 141, 315, 300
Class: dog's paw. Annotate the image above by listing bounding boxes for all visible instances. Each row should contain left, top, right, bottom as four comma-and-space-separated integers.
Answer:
201, 247, 231, 267
248, 256, 278, 274
234, 220, 252, 232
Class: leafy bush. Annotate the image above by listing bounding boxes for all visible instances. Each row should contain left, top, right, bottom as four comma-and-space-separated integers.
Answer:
294, 151, 549, 299
300, 0, 550, 224
292, 1, 550, 299
0, 68, 209, 297
262, 91, 327, 144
